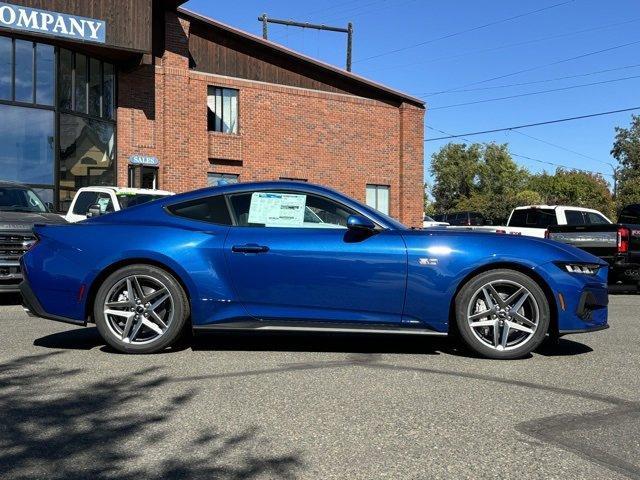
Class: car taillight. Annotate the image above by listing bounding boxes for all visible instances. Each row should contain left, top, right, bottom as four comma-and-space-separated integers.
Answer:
617, 227, 630, 253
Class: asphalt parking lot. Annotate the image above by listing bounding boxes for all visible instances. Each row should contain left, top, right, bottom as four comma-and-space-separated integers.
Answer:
1, 294, 639, 480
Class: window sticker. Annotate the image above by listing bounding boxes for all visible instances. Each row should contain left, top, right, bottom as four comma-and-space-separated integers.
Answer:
248, 192, 307, 227
97, 196, 111, 212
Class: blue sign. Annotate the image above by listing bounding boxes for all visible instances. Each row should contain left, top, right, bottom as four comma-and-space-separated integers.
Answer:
129, 155, 160, 167
0, 2, 106, 44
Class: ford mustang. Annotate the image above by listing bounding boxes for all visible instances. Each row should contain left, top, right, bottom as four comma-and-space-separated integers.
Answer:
20, 182, 609, 359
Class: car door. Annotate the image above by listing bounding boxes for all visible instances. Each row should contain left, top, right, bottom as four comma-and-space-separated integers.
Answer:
223, 189, 408, 324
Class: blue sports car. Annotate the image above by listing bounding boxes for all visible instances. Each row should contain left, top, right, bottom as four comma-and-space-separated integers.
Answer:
20, 182, 609, 359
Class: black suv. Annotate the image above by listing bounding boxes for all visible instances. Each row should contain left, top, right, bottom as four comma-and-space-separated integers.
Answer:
0, 182, 67, 292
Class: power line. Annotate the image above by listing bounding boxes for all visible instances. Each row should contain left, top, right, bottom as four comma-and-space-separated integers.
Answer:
510, 130, 609, 165
419, 63, 640, 96
424, 106, 640, 141
429, 39, 640, 95
364, 18, 640, 75
425, 125, 612, 177
428, 74, 640, 110
354, 0, 576, 63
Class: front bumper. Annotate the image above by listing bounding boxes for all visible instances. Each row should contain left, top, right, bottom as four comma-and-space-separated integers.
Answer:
20, 280, 86, 326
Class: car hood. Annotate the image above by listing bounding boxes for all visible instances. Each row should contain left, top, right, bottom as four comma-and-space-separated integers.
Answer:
401, 229, 607, 266
0, 211, 67, 230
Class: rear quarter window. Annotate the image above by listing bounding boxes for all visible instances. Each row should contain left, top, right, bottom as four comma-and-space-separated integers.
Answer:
167, 195, 232, 225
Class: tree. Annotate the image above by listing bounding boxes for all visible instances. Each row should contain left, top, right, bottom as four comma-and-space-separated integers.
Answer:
430, 142, 529, 223
612, 114, 640, 209
430, 143, 481, 213
527, 169, 615, 219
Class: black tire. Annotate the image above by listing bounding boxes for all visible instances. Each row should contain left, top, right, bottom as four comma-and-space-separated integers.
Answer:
94, 264, 190, 354
455, 269, 550, 360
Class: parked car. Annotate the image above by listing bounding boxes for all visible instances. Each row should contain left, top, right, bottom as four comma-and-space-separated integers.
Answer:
21, 181, 608, 359
548, 204, 640, 286
0, 181, 67, 292
65, 187, 175, 222
423, 215, 449, 228
443, 205, 611, 238
433, 211, 490, 226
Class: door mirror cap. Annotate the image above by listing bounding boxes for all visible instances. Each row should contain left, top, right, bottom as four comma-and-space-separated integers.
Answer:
86, 204, 103, 218
347, 214, 376, 231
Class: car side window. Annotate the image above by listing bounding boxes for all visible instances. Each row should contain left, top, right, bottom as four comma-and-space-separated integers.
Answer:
72, 191, 98, 214
565, 210, 585, 225
586, 212, 609, 225
229, 191, 357, 228
167, 195, 232, 225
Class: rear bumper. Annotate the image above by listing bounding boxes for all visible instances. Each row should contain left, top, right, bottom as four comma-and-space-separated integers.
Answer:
20, 280, 86, 326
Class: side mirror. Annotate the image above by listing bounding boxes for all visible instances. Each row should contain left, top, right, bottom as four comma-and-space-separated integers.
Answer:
86, 204, 103, 218
347, 214, 376, 231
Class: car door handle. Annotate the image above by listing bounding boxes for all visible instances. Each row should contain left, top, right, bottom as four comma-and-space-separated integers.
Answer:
232, 244, 270, 254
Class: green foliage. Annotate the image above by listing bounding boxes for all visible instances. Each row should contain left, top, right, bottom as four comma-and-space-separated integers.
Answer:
527, 169, 615, 219
430, 142, 529, 223
429, 143, 615, 222
612, 115, 640, 210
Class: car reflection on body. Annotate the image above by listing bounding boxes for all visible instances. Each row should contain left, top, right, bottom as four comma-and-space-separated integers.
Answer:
21, 182, 608, 359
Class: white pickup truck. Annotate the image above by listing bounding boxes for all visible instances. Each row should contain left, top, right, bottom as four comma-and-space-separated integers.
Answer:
449, 205, 612, 238
65, 187, 174, 223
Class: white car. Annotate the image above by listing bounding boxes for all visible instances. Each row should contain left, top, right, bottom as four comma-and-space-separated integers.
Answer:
65, 187, 175, 223
423, 215, 449, 228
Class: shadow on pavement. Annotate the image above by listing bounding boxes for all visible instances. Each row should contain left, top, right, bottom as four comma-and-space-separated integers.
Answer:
33, 327, 594, 359
0, 352, 303, 480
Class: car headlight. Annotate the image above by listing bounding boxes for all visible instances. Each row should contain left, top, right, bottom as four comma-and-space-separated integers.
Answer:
556, 263, 601, 275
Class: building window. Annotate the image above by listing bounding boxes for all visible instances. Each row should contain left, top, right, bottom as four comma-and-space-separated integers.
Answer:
366, 184, 390, 215
207, 87, 238, 134
208, 172, 239, 186
58, 115, 115, 212
0, 37, 54, 106
0, 104, 55, 185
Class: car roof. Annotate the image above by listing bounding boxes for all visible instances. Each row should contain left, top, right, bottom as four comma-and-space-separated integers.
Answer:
77, 186, 174, 195
513, 205, 602, 211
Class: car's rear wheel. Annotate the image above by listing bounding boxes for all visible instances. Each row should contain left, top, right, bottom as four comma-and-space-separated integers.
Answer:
94, 264, 189, 354
455, 269, 550, 360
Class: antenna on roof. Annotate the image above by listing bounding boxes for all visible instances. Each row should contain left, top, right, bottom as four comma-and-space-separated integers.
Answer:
258, 14, 354, 72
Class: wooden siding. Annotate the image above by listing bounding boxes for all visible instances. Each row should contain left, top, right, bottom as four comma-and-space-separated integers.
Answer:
187, 17, 408, 107
6, 0, 154, 52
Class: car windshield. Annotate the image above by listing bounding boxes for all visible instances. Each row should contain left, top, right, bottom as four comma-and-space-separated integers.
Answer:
0, 187, 47, 213
116, 194, 168, 209
424, 216, 436, 222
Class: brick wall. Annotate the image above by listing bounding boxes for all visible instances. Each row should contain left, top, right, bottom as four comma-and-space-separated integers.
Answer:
117, 12, 425, 227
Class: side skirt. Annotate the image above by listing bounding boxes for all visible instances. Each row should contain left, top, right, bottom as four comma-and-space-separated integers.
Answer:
192, 320, 448, 336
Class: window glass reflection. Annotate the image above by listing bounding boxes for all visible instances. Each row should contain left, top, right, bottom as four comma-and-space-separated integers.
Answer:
59, 49, 72, 110
89, 58, 101, 117
74, 54, 87, 113
59, 114, 115, 212
14, 40, 33, 103
103, 62, 114, 120
36, 43, 54, 105
0, 104, 54, 185
0, 36, 11, 100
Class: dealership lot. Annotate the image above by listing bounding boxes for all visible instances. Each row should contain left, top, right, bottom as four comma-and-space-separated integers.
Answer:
0, 294, 638, 480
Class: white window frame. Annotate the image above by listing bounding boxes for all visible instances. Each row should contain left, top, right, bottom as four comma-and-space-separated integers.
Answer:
366, 184, 390, 215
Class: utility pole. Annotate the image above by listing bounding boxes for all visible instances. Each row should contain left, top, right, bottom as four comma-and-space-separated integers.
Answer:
258, 14, 354, 72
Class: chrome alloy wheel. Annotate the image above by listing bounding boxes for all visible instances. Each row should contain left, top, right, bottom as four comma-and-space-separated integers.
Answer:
103, 275, 174, 345
466, 280, 540, 352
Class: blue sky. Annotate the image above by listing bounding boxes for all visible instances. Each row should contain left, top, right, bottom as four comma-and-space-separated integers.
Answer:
182, 0, 639, 187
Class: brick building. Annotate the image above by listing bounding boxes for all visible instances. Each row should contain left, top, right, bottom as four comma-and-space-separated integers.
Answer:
0, 1, 425, 226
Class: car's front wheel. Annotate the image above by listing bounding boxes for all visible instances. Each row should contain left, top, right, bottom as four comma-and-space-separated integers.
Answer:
94, 264, 189, 354
455, 269, 550, 359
